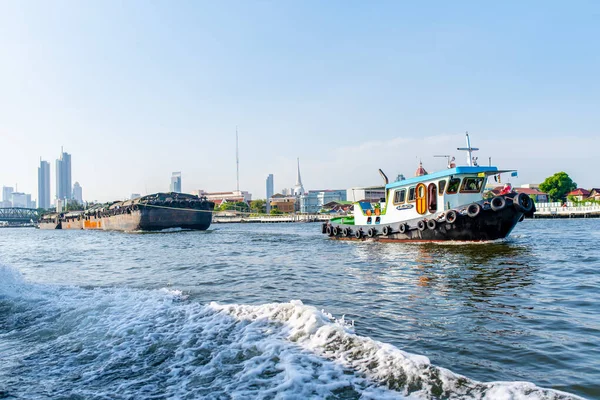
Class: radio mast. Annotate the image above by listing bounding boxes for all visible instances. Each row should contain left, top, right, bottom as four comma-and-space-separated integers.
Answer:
236, 127, 240, 192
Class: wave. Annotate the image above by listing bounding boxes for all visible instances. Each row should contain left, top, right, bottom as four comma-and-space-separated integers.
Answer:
0, 265, 581, 399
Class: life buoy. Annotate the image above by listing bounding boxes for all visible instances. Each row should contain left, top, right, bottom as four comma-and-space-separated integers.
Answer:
417, 220, 426, 231
427, 219, 437, 230
382, 225, 392, 236
367, 228, 377, 238
332, 226, 339, 236
445, 210, 458, 224
342, 227, 351, 237
398, 223, 408, 234
513, 193, 533, 213
467, 203, 481, 218
490, 196, 506, 212
354, 229, 363, 239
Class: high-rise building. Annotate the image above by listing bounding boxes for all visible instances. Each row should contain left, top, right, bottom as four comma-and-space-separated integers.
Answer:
56, 148, 72, 201
293, 158, 305, 196
2, 186, 14, 206
11, 192, 28, 208
266, 174, 274, 213
38, 159, 51, 209
72, 182, 83, 204
170, 172, 182, 192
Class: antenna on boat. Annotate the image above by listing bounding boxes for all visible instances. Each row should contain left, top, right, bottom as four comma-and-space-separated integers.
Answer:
457, 132, 479, 166
236, 126, 240, 192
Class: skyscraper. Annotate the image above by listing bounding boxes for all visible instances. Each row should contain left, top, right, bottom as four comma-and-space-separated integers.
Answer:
56, 148, 72, 201
2, 186, 13, 206
170, 172, 182, 192
72, 182, 83, 204
266, 174, 274, 213
38, 159, 51, 209
293, 158, 305, 196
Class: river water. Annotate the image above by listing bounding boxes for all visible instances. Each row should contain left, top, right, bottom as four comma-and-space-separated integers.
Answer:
0, 220, 598, 399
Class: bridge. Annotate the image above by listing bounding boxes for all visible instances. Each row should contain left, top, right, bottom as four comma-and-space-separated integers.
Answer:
0, 208, 39, 224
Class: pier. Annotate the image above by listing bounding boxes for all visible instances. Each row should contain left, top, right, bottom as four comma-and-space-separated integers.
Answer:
213, 213, 334, 223
533, 203, 600, 218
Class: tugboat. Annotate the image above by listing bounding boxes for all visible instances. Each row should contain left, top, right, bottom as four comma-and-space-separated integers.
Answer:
322, 134, 534, 242
38, 192, 214, 232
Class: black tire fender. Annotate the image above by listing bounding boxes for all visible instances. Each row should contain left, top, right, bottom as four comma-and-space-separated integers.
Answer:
367, 228, 377, 238
342, 227, 351, 237
326, 225, 334, 236
332, 226, 339, 236
398, 223, 408, 234
490, 196, 506, 212
467, 203, 482, 218
514, 193, 533, 213
354, 229, 363, 239
427, 219, 437, 230
445, 210, 458, 224
382, 225, 392, 236
417, 220, 426, 231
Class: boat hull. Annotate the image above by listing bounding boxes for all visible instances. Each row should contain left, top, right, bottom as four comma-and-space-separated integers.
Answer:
324, 195, 532, 242
38, 221, 61, 230
84, 205, 212, 232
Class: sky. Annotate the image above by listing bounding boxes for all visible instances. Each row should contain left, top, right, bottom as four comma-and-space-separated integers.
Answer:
1, 1, 598, 203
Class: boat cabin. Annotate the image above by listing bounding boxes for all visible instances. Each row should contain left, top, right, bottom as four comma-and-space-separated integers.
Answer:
353, 166, 513, 226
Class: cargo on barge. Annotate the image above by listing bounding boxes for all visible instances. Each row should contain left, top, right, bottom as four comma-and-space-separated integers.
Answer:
38, 192, 214, 232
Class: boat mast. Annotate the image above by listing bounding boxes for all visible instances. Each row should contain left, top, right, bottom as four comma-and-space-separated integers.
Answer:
457, 132, 479, 166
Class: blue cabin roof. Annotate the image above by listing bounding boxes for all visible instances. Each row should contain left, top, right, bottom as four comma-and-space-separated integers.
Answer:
385, 166, 503, 190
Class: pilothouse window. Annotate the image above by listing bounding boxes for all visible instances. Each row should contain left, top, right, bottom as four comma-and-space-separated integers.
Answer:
438, 180, 446, 193
408, 186, 416, 202
446, 178, 461, 194
460, 177, 485, 193
393, 189, 406, 204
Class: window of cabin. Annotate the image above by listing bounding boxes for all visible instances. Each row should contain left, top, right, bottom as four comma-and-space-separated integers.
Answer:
408, 186, 416, 202
393, 189, 406, 204
460, 177, 485, 193
438, 180, 447, 194
446, 178, 461, 194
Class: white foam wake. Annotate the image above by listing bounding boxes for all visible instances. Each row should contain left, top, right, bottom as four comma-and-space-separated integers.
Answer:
0, 265, 583, 400
210, 300, 582, 400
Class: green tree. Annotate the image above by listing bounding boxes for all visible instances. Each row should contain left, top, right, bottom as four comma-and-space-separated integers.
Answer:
219, 201, 250, 212
539, 172, 577, 202
65, 201, 85, 211
250, 199, 266, 214
270, 207, 283, 215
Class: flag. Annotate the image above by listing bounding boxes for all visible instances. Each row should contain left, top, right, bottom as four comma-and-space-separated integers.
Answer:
511, 171, 518, 177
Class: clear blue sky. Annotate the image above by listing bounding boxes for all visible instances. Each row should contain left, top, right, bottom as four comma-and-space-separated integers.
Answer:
1, 1, 598, 202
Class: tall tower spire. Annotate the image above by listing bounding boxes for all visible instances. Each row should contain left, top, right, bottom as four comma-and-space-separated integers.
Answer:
236, 127, 240, 192
293, 158, 304, 196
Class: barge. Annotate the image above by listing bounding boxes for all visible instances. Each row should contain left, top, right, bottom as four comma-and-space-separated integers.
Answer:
38, 192, 214, 232
322, 134, 535, 242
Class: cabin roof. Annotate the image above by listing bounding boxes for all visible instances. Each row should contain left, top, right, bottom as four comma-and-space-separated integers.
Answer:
385, 166, 511, 190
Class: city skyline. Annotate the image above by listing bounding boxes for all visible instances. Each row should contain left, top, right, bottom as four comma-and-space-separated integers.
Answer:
0, 2, 598, 202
